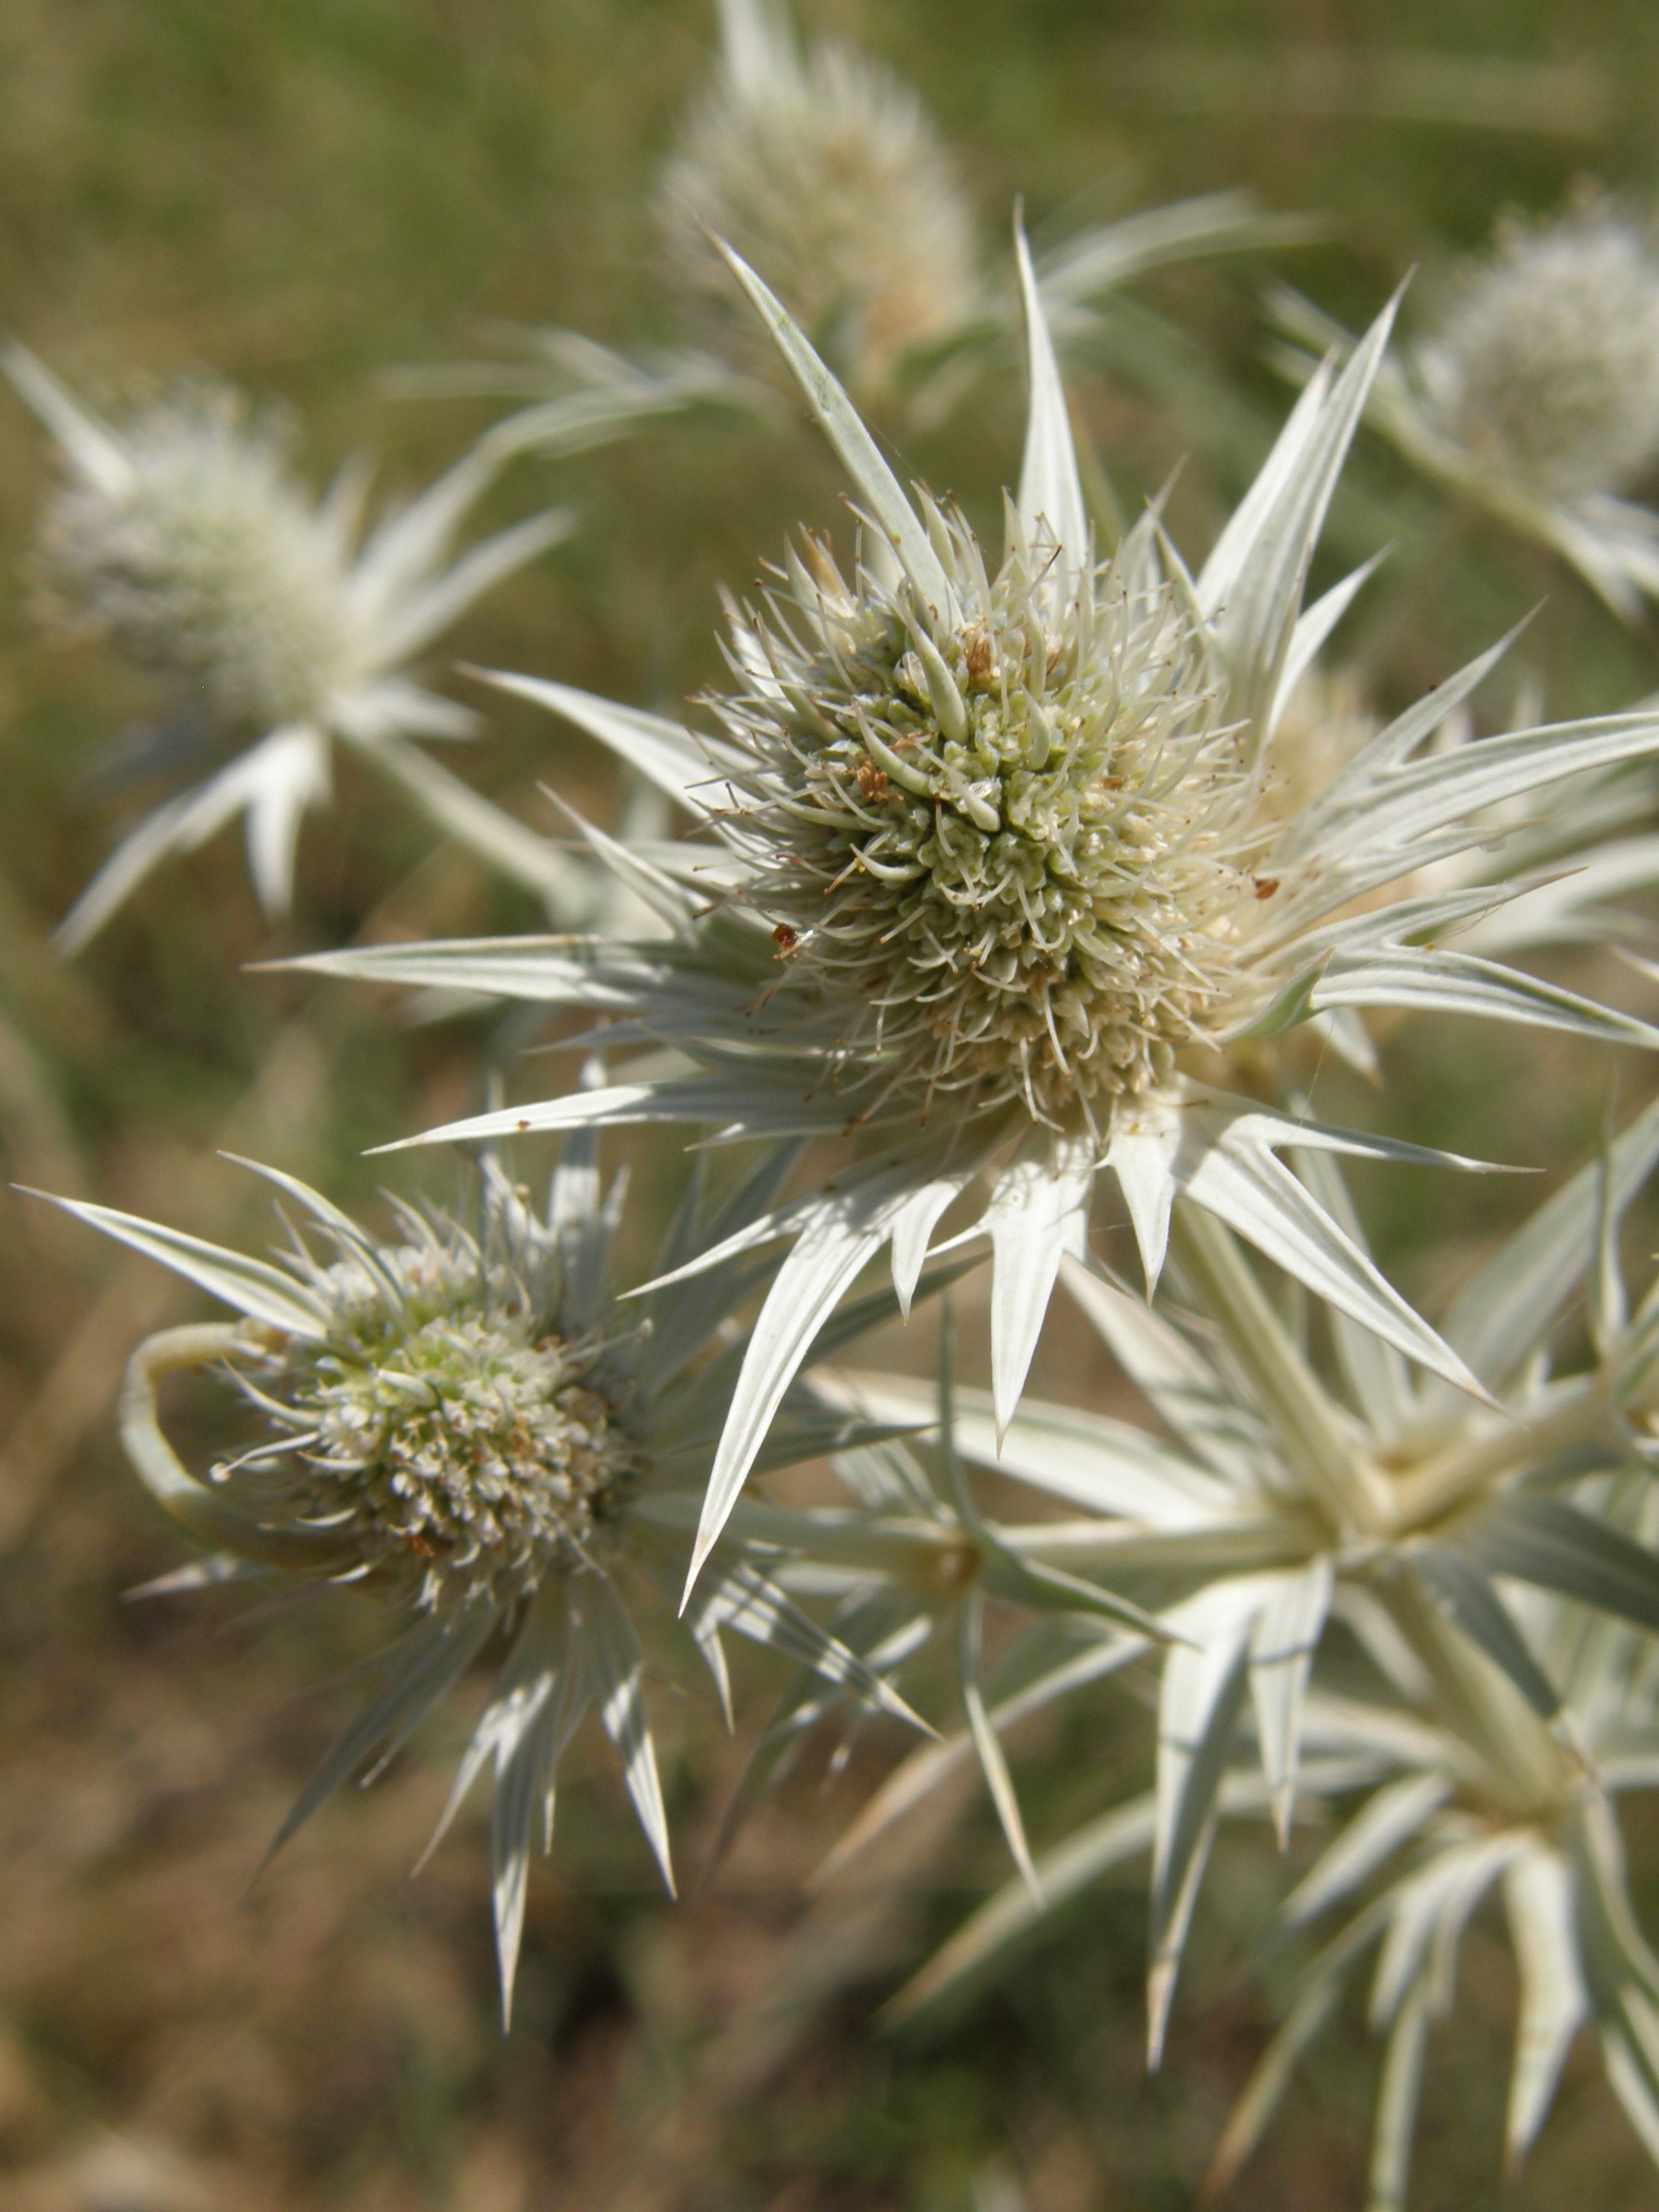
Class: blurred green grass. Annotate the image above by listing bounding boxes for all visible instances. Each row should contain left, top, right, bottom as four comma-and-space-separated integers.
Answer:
6, 4, 1659, 2209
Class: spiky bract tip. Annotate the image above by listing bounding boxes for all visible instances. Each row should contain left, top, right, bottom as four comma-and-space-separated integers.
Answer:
657, 37, 978, 399
1419, 199, 1659, 499
38, 382, 359, 729
225, 1213, 640, 1614
716, 507, 1272, 1130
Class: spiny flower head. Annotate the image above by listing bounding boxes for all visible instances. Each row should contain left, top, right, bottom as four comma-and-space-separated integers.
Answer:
233, 1210, 640, 1617
719, 505, 1270, 1128
657, 0, 977, 399
50, 1141, 930, 2019
1418, 199, 1659, 499
37, 382, 361, 731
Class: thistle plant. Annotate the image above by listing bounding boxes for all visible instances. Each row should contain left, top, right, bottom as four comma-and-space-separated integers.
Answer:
847, 1114, 1659, 2204
298, 238, 1659, 1610
9, 351, 595, 946
28, 23, 1659, 2200
1272, 194, 1659, 618
37, 1136, 937, 2016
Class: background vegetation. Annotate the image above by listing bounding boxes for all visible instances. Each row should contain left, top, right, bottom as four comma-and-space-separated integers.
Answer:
4, 2, 1659, 2206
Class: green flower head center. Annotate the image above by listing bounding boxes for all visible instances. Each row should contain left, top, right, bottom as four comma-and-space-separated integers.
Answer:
723, 525, 1264, 1127
230, 1246, 639, 1612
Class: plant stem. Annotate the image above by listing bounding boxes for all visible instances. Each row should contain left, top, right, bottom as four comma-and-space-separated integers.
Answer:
1388, 1375, 1613, 1530
1169, 1201, 1395, 1534
122, 1323, 357, 1572
1380, 1565, 1574, 1817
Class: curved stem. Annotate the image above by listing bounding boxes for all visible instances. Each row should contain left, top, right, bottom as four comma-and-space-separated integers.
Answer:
121, 1324, 357, 1573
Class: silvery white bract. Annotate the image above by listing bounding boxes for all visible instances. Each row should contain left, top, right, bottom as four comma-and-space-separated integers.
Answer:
893, 1582, 1659, 2211
839, 1105, 1659, 2064
298, 240, 1659, 1604
35, 1136, 932, 2020
1272, 197, 1659, 618
387, 325, 767, 472
683, 1306, 1166, 1892
1242, 662, 1659, 987
898, 1543, 1659, 2212
1201, 1578, 1659, 2212
9, 351, 590, 946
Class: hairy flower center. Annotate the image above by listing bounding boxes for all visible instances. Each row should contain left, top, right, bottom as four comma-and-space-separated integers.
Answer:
41, 397, 359, 729
223, 1246, 639, 1613
720, 526, 1265, 1128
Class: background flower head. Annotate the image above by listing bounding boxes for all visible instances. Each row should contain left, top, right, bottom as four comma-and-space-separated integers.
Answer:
9, 349, 579, 944
1418, 197, 1659, 500
656, 0, 979, 400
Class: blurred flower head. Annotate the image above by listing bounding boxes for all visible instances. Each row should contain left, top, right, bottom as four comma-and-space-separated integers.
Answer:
1419, 199, 1659, 501
1259, 663, 1380, 827
37, 382, 364, 732
8, 348, 572, 945
657, 0, 978, 399
1270, 197, 1659, 619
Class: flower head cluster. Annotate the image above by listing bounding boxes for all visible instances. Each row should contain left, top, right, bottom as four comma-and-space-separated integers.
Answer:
657, 0, 977, 399
315, 245, 1659, 1599
719, 512, 1264, 1126
230, 1213, 641, 1616
1418, 200, 1659, 500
